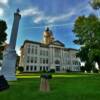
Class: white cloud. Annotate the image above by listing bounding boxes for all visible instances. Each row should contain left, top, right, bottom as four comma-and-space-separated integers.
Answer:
34, 16, 44, 23
0, 0, 8, 5
0, 8, 4, 16
21, 6, 76, 24
21, 2, 94, 25
33, 10, 76, 24
46, 11, 75, 24
21, 7, 43, 17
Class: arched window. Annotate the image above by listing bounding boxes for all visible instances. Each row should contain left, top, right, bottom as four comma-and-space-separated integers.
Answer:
55, 60, 60, 64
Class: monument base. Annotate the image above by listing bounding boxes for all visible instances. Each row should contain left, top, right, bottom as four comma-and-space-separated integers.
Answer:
0, 48, 17, 81
3, 75, 17, 81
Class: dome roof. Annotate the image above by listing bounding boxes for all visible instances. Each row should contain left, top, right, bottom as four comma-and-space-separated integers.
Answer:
44, 27, 52, 36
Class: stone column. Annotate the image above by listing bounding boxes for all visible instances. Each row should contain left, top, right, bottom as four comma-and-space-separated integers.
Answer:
61, 48, 64, 71
9, 9, 21, 50
0, 9, 21, 81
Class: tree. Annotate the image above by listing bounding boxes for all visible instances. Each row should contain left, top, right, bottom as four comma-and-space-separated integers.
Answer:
0, 20, 7, 59
73, 14, 100, 70
0, 46, 4, 59
90, 0, 100, 10
0, 20, 7, 45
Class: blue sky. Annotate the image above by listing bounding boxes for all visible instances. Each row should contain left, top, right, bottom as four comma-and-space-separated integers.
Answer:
0, 0, 96, 55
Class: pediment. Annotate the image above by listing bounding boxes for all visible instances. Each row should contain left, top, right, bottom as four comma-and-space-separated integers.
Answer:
52, 40, 65, 47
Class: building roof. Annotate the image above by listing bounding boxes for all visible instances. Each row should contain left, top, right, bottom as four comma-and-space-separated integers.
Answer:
21, 40, 49, 49
64, 48, 79, 51
51, 40, 65, 47
21, 40, 79, 51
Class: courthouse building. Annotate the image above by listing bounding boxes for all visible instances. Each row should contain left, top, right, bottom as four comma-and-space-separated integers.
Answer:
19, 28, 81, 72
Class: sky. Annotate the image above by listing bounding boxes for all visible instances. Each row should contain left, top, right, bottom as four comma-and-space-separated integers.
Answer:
0, 0, 97, 55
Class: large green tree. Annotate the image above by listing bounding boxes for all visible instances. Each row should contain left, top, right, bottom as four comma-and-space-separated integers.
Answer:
73, 14, 100, 70
0, 20, 7, 59
90, 0, 100, 10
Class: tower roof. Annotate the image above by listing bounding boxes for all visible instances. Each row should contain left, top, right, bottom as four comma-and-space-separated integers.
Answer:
45, 27, 53, 36
45, 27, 50, 32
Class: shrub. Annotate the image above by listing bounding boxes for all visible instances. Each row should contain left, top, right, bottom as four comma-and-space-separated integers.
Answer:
66, 69, 71, 72
49, 69, 55, 73
40, 74, 52, 79
80, 66, 85, 72
18, 67, 24, 73
85, 62, 93, 73
93, 68, 99, 73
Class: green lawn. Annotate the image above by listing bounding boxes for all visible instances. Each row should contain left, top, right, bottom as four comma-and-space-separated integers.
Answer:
0, 73, 100, 100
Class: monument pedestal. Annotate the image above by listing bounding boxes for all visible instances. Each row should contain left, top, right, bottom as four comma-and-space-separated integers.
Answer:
0, 48, 17, 81
40, 78, 50, 92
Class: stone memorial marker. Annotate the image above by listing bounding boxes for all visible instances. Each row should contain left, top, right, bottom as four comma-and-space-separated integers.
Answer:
0, 9, 21, 81
40, 74, 52, 92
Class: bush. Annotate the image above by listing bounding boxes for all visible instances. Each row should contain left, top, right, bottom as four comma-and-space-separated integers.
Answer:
80, 66, 85, 72
40, 74, 52, 79
85, 62, 93, 73
93, 68, 99, 73
17, 67, 24, 73
66, 69, 71, 72
49, 69, 55, 73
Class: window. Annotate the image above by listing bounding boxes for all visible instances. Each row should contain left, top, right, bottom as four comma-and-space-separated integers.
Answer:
35, 47, 37, 54
34, 66, 37, 71
30, 66, 33, 71
40, 50, 42, 55
46, 59, 48, 64
55, 60, 60, 64
43, 66, 45, 71
34, 57, 37, 63
26, 66, 29, 71
27, 56, 30, 63
73, 61, 75, 65
55, 48, 61, 57
43, 59, 45, 64
40, 58, 42, 63
40, 66, 42, 71
31, 57, 33, 63
46, 67, 48, 71
43, 51, 45, 56
27, 47, 30, 54
32, 48, 34, 54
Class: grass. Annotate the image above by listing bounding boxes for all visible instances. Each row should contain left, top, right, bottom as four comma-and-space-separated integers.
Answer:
0, 73, 100, 100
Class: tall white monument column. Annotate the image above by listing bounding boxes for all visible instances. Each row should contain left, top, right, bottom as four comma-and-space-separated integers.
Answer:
0, 9, 21, 81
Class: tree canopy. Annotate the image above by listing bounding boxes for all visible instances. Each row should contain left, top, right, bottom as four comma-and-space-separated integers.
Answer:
90, 0, 100, 10
73, 14, 100, 71
0, 20, 7, 46
0, 20, 7, 59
